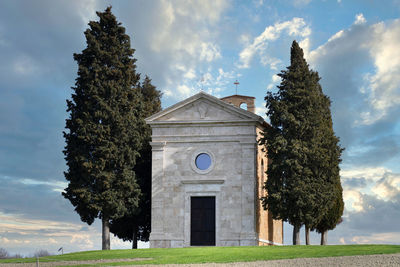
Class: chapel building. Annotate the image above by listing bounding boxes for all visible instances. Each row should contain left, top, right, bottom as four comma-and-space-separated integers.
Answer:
145, 91, 283, 248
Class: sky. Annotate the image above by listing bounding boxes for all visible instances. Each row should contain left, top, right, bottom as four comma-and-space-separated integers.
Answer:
1, 0, 400, 256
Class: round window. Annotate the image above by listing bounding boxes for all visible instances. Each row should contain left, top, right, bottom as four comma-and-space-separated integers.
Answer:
195, 153, 212, 170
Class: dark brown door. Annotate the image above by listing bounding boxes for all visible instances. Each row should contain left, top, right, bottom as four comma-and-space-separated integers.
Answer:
190, 196, 216, 246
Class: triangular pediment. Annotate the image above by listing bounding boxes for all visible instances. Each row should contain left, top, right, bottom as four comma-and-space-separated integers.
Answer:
146, 91, 264, 124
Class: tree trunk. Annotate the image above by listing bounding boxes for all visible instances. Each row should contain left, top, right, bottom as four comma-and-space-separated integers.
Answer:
293, 224, 300, 245
305, 226, 310, 245
132, 224, 138, 249
102, 218, 110, 250
320, 230, 327, 245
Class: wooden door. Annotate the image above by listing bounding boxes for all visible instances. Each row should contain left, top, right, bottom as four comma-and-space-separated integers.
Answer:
190, 196, 216, 246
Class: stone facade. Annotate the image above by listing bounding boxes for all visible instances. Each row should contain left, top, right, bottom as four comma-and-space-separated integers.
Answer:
145, 91, 283, 248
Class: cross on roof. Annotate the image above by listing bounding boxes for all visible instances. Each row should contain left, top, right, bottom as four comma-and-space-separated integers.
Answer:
234, 80, 239, 95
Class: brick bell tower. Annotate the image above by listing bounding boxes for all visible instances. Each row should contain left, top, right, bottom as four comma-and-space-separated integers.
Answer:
220, 94, 256, 113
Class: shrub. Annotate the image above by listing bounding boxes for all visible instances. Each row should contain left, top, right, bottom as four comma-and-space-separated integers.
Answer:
34, 249, 51, 257
0, 248, 9, 259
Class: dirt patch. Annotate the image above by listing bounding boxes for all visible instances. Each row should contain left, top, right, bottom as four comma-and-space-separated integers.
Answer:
0, 258, 151, 267
131, 253, 400, 267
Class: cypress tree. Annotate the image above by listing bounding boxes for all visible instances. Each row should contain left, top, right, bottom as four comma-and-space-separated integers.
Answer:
314, 181, 344, 245
109, 76, 162, 248
63, 6, 144, 250
260, 40, 343, 245
311, 73, 344, 245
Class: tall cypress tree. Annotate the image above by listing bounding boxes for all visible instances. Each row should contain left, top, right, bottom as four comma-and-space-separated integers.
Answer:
63, 7, 144, 250
260, 40, 343, 245
314, 179, 344, 245
312, 74, 344, 245
109, 76, 162, 248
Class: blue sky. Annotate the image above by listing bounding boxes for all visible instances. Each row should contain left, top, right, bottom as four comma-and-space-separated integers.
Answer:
1, 0, 400, 255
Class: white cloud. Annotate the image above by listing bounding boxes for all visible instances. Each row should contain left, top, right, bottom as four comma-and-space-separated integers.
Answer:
341, 167, 388, 182
260, 56, 282, 70
271, 74, 281, 83
362, 20, 400, 124
372, 172, 400, 201
238, 17, 311, 69
266, 74, 281, 90
0, 237, 31, 244
76, 0, 98, 24
0, 213, 82, 233
200, 42, 221, 62
183, 68, 196, 80
19, 178, 67, 192
110, 235, 131, 249
0, 212, 104, 255
13, 55, 36, 75
239, 34, 251, 45
48, 238, 57, 244
177, 84, 196, 98
70, 234, 94, 250
354, 13, 366, 25
299, 37, 311, 58
255, 105, 268, 119
145, 0, 228, 100
308, 17, 400, 126
174, 0, 229, 23
216, 68, 236, 85
341, 167, 400, 215
343, 190, 364, 212
163, 89, 173, 97
351, 232, 400, 244
327, 30, 344, 42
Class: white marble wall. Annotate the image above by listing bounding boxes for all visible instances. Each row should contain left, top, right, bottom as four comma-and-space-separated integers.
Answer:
149, 122, 258, 248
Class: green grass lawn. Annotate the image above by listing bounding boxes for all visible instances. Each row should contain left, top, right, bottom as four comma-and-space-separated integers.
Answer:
1, 245, 399, 266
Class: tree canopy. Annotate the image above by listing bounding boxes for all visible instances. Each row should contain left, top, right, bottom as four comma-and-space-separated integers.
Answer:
63, 6, 145, 250
109, 76, 162, 248
260, 40, 344, 245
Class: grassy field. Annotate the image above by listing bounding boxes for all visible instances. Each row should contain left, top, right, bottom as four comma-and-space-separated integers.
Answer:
0, 245, 399, 266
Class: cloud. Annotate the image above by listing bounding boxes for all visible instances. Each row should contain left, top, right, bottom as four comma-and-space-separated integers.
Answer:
0, 210, 132, 255
177, 84, 195, 98
344, 136, 400, 167
238, 17, 311, 69
343, 190, 364, 212
12, 55, 37, 75
360, 19, 400, 125
255, 105, 268, 120
350, 232, 400, 244
372, 172, 400, 201
354, 13, 366, 25
293, 0, 312, 7
345, 193, 400, 234
343, 177, 367, 189
200, 43, 222, 62
340, 167, 400, 231
304, 16, 400, 181
0, 176, 76, 223
341, 167, 400, 199
310, 167, 400, 246
70, 234, 94, 250
308, 16, 400, 128
116, 0, 229, 101
0, 1, 100, 183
